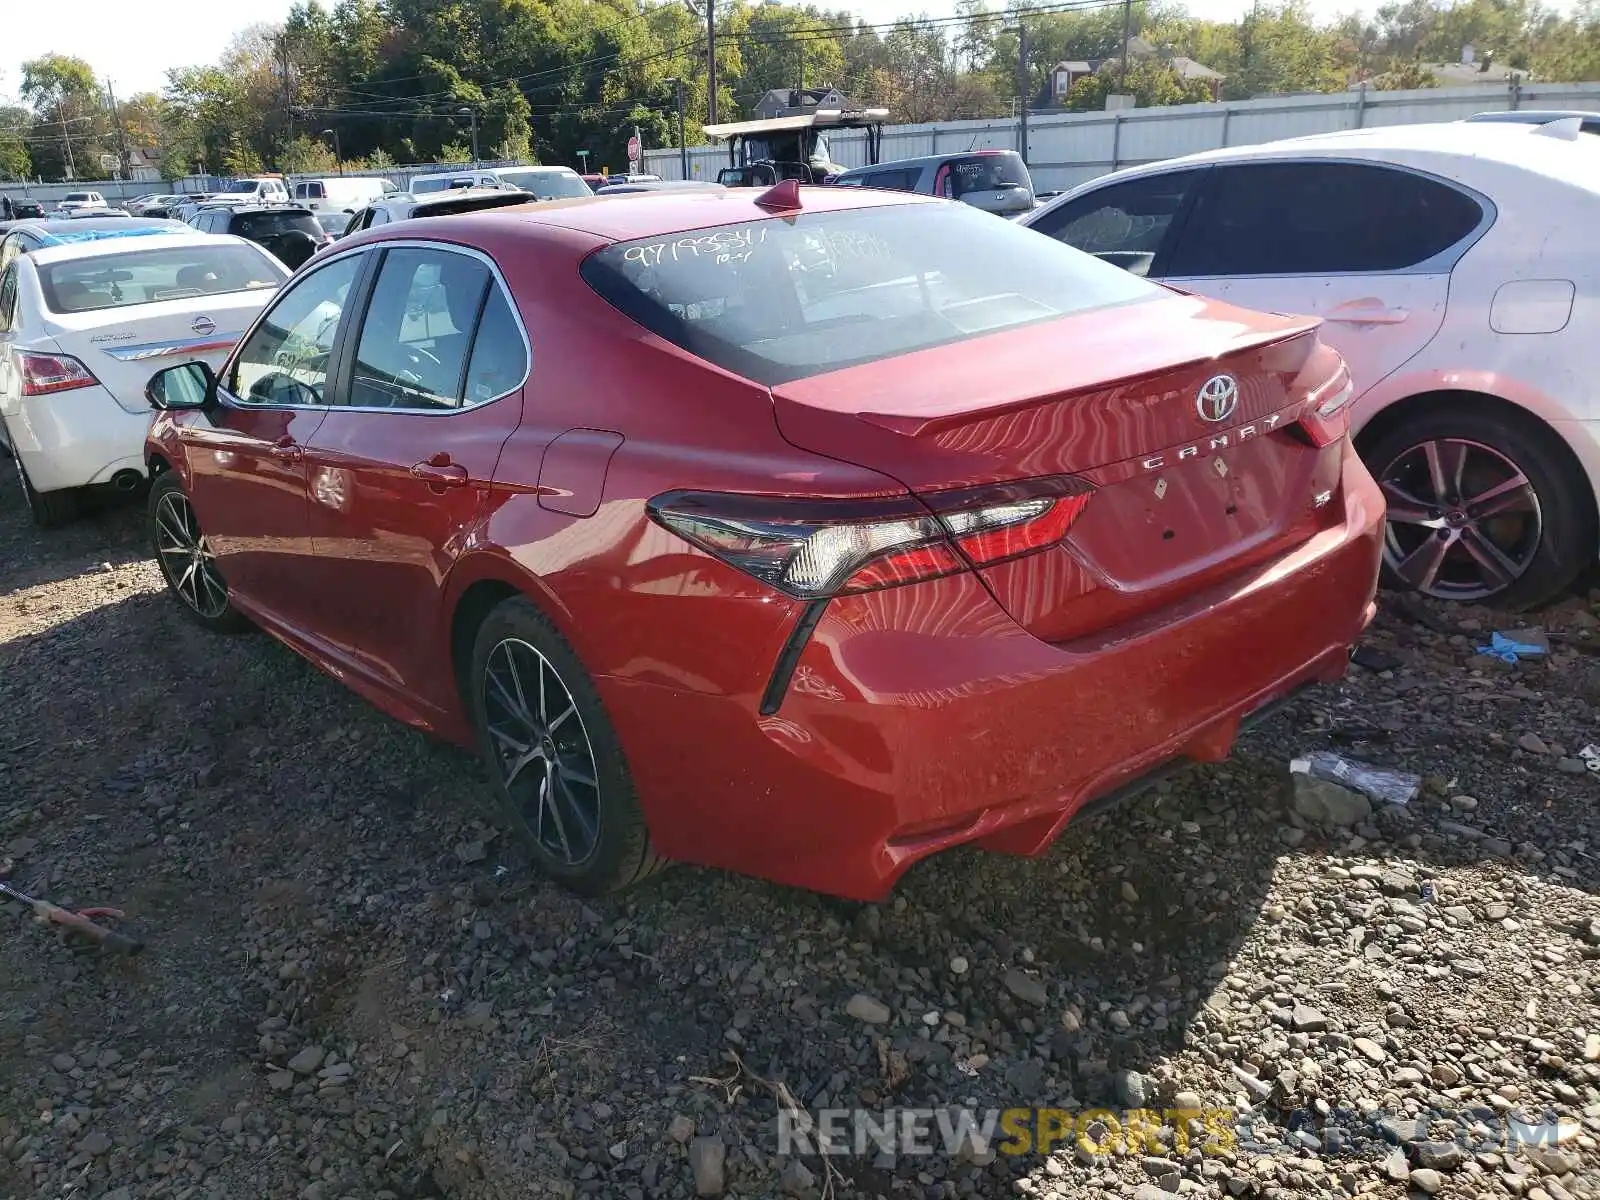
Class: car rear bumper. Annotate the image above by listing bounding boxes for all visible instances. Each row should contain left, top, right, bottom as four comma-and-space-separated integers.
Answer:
4, 387, 151, 492
601, 443, 1385, 900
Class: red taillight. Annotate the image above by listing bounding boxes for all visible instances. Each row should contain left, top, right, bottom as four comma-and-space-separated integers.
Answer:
18, 351, 99, 397
648, 476, 1093, 600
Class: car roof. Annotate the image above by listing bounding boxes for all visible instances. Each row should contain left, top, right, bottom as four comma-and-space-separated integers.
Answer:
1046, 121, 1600, 196
340, 183, 935, 251
836, 149, 1021, 175
1465, 109, 1600, 122
8, 217, 192, 240
221, 206, 315, 216
26, 231, 262, 266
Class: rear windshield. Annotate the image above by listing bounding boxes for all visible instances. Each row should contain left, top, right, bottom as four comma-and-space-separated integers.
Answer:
231, 211, 321, 240
39, 244, 281, 313
495, 169, 591, 200
64, 193, 93, 202
946, 154, 1030, 196
581, 203, 1158, 385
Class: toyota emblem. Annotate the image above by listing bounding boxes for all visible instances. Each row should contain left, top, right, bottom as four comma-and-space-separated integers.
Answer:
191, 315, 217, 337
1196, 374, 1239, 423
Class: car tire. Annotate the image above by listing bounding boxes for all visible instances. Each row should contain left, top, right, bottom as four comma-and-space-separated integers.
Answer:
8, 438, 77, 528
1364, 406, 1595, 610
147, 473, 251, 633
469, 595, 666, 895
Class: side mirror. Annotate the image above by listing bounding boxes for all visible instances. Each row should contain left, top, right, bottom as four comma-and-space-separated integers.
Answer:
146, 360, 217, 411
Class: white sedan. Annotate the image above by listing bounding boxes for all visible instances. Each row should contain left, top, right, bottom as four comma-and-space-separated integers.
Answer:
1020, 119, 1600, 608
0, 232, 289, 526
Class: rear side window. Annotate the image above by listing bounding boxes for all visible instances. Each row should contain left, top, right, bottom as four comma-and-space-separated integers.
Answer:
38, 244, 281, 313
1031, 171, 1199, 277
297, 182, 326, 199
581, 202, 1160, 386
1168, 161, 1484, 277
0, 264, 17, 332
349, 247, 502, 409
861, 168, 921, 192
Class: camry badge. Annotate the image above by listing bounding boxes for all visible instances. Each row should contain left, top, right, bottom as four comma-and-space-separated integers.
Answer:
1196, 374, 1239, 423
191, 315, 217, 336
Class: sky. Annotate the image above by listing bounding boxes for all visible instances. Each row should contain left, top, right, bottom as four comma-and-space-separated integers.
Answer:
1, 0, 1421, 104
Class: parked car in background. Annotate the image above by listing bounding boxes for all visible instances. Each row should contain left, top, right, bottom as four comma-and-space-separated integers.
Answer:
122, 193, 163, 212
1463, 109, 1600, 134
0, 217, 196, 274
342, 188, 535, 235
168, 196, 218, 223
315, 210, 353, 241
407, 169, 505, 193
205, 177, 291, 208
1021, 121, 1600, 608
408, 165, 592, 200
54, 191, 109, 216
9, 200, 46, 220
0, 233, 288, 526
580, 173, 605, 190
830, 150, 1036, 216
292, 177, 401, 213
137, 185, 1381, 900
129, 194, 186, 216
187, 205, 329, 268
593, 180, 725, 195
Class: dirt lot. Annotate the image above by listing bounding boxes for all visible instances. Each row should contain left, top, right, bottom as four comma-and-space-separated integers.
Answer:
1, 480, 1598, 1200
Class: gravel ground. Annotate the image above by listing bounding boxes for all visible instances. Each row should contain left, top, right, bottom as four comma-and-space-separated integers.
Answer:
1, 481, 1597, 1200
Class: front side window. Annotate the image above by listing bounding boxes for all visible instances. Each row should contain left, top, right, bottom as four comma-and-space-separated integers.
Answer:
348, 247, 493, 410
1167, 160, 1485, 277
38, 244, 282, 313
1031, 172, 1199, 277
582, 202, 1160, 386
230, 253, 363, 406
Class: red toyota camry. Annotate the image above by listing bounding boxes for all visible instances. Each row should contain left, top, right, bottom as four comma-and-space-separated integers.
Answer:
141, 182, 1383, 900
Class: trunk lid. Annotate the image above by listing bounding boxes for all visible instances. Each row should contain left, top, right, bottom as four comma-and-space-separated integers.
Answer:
46, 289, 277, 415
771, 292, 1343, 640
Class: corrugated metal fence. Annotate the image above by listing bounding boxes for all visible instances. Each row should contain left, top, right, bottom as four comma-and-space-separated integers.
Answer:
644, 80, 1600, 191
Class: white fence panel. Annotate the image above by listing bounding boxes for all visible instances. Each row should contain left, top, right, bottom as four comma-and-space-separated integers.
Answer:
644, 79, 1600, 189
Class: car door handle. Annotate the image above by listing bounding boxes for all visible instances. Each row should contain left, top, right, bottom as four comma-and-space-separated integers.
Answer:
269, 438, 304, 462
1324, 302, 1410, 325
410, 460, 469, 487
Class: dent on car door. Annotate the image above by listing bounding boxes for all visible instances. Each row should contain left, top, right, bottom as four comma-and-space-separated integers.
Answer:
1027, 169, 1203, 277
298, 244, 529, 715
177, 250, 368, 627
1159, 160, 1478, 400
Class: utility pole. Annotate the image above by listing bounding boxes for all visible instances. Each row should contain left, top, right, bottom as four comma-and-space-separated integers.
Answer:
706, 0, 718, 125
106, 77, 131, 179
798, 42, 805, 92
1120, 0, 1134, 93
1016, 21, 1030, 165
58, 100, 76, 180
666, 77, 688, 179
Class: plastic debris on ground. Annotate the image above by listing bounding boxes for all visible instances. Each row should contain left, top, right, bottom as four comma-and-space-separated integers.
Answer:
1579, 745, 1600, 774
1290, 751, 1421, 807
1476, 629, 1549, 663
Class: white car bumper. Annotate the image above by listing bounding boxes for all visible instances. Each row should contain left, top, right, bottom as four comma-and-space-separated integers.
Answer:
2, 385, 152, 493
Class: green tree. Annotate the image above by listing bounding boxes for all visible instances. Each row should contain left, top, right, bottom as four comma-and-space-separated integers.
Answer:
0, 105, 31, 180
1066, 56, 1214, 109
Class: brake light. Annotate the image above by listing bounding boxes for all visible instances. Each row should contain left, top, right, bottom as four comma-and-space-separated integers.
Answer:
648, 476, 1093, 600
18, 351, 99, 397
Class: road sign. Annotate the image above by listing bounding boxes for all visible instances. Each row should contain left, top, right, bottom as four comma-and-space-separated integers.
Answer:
626, 134, 641, 163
